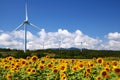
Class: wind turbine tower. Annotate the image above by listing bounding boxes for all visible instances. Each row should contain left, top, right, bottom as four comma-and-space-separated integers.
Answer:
13, 3, 41, 53
80, 42, 83, 52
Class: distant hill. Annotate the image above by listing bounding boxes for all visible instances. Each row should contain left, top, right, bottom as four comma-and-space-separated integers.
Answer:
48, 47, 88, 50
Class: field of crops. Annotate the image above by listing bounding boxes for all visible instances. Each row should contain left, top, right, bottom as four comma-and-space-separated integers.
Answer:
0, 55, 120, 80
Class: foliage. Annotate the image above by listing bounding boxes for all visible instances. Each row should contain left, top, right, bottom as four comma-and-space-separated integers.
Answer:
0, 48, 120, 59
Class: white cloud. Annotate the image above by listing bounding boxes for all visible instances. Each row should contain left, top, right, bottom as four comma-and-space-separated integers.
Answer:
0, 29, 120, 50
107, 32, 120, 41
104, 32, 120, 50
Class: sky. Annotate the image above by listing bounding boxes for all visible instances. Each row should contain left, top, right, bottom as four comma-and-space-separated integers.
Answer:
0, 0, 120, 50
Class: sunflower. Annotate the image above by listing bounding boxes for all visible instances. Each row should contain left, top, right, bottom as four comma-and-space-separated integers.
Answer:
105, 67, 110, 72
26, 67, 32, 74
6, 73, 12, 80
113, 67, 120, 75
47, 63, 53, 69
26, 56, 31, 60
72, 65, 78, 72
59, 64, 67, 71
31, 68, 36, 74
60, 72, 66, 80
40, 60, 45, 64
20, 59, 27, 67
100, 70, 109, 79
97, 58, 104, 65
4, 65, 10, 70
112, 61, 118, 67
2, 58, 8, 63
14, 63, 20, 69
89, 62, 95, 68
96, 76, 102, 80
7, 56, 14, 61
37, 64, 44, 71
14, 59, 20, 63
86, 68, 91, 73
45, 55, 50, 59
31, 55, 38, 62
77, 62, 84, 70
53, 68, 58, 74
61, 76, 67, 80
103, 61, 110, 67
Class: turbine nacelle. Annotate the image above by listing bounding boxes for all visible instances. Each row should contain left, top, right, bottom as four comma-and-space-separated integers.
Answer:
24, 20, 29, 24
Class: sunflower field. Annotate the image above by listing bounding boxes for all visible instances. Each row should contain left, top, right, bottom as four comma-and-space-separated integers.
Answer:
0, 55, 120, 80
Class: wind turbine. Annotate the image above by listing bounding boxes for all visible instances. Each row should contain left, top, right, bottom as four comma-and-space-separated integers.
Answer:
13, 3, 41, 53
58, 40, 62, 50
80, 42, 83, 52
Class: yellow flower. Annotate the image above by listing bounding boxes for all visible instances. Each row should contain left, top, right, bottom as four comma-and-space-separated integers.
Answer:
97, 58, 104, 65
47, 62, 53, 69
105, 66, 110, 72
96, 76, 102, 80
20, 59, 27, 67
45, 55, 50, 59
37, 64, 44, 71
100, 70, 110, 79
7, 56, 15, 61
60, 72, 66, 80
112, 61, 118, 67
53, 68, 58, 74
59, 63, 67, 71
26, 56, 31, 60
72, 65, 78, 72
86, 68, 91, 73
26, 67, 31, 74
40, 60, 45, 64
31, 68, 36, 74
4, 65, 10, 70
31, 55, 38, 62
113, 67, 120, 75
6, 73, 12, 80
77, 62, 84, 70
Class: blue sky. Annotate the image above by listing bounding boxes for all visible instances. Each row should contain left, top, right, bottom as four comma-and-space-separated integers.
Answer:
0, 0, 120, 50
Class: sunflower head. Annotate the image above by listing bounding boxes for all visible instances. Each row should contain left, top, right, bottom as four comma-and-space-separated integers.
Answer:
97, 58, 104, 65
31, 55, 38, 62
113, 67, 120, 75
105, 67, 110, 72
26, 67, 31, 74
59, 64, 67, 71
112, 61, 118, 67
7, 56, 14, 61
37, 64, 44, 71
4, 65, 9, 69
96, 76, 102, 80
72, 65, 78, 72
31, 68, 36, 74
86, 68, 91, 73
53, 68, 58, 74
47, 63, 53, 69
100, 70, 109, 78
6, 73, 12, 80
78, 63, 84, 70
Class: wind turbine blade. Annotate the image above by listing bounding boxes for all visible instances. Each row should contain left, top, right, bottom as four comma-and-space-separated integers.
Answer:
29, 23, 41, 30
25, 3, 28, 21
13, 23, 24, 31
